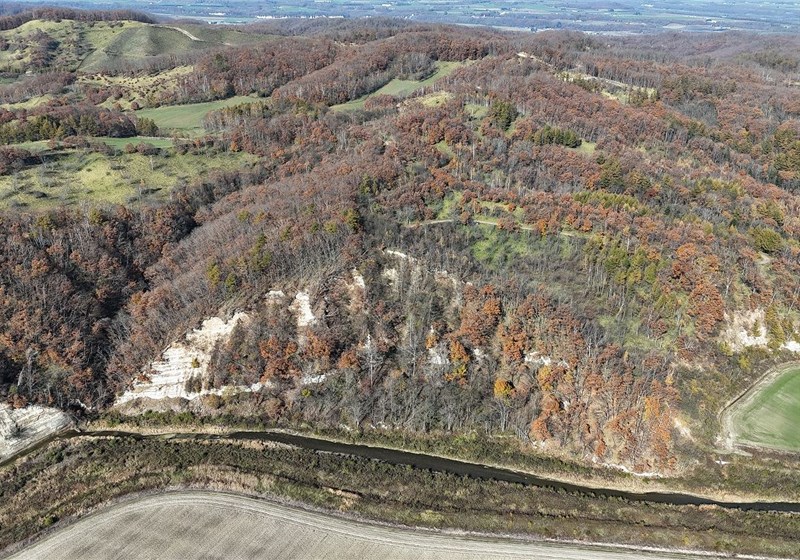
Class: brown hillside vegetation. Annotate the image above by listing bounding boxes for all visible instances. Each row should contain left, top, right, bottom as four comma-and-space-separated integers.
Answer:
1, 14, 800, 472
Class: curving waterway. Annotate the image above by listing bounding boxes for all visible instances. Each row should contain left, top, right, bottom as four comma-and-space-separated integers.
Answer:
4, 428, 800, 514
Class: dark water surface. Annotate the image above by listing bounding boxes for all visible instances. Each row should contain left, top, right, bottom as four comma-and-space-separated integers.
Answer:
11, 428, 792, 514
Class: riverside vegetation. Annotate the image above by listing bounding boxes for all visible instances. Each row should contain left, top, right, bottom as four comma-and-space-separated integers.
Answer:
3, 433, 800, 558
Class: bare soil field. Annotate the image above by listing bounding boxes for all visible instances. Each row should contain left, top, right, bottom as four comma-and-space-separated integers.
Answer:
8, 491, 709, 560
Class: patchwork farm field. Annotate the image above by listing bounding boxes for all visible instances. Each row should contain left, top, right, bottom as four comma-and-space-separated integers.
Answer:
725, 365, 800, 452
7, 491, 708, 560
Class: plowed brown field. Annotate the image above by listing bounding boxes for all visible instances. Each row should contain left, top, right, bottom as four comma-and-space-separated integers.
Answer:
7, 491, 709, 560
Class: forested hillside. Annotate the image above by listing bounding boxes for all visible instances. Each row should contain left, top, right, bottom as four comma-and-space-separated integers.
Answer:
2, 10, 800, 472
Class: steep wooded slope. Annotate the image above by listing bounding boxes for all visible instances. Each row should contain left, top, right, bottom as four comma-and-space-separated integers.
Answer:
2, 18, 800, 471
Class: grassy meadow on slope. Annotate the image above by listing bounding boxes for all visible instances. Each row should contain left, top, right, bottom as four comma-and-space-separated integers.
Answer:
332, 60, 468, 111
0, 18, 273, 74
78, 24, 206, 72
0, 20, 164, 73
163, 23, 277, 46
5, 10, 800, 558
77, 66, 194, 111
135, 96, 259, 132
0, 148, 257, 209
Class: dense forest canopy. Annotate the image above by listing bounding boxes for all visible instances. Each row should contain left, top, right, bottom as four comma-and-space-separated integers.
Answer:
1, 8, 800, 471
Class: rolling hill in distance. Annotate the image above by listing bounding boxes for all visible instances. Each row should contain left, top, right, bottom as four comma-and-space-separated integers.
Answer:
0, 2, 799, 559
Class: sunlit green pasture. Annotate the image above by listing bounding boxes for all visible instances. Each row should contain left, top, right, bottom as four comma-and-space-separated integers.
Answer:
731, 366, 800, 451
0, 148, 256, 209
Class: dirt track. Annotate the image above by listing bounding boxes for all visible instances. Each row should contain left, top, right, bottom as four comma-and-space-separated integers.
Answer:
7, 491, 711, 560
157, 25, 202, 42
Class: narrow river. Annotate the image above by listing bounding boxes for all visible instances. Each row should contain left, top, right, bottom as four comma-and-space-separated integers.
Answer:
5, 428, 800, 513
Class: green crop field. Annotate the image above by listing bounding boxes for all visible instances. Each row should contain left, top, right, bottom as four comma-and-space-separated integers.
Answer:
730, 366, 800, 451
135, 96, 258, 132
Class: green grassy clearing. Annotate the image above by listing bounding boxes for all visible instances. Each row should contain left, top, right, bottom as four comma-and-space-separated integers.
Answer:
435, 140, 455, 157
5, 140, 51, 152
471, 224, 535, 269
0, 95, 55, 111
560, 69, 656, 105
733, 366, 800, 451
572, 140, 597, 155
464, 103, 489, 140
96, 136, 175, 150
134, 96, 257, 132
436, 191, 526, 223
333, 61, 467, 111
464, 103, 489, 119
0, 149, 256, 209
437, 190, 464, 219
418, 91, 453, 107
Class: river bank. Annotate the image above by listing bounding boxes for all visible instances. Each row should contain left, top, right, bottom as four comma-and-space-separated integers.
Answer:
35, 426, 800, 513
2, 432, 799, 558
